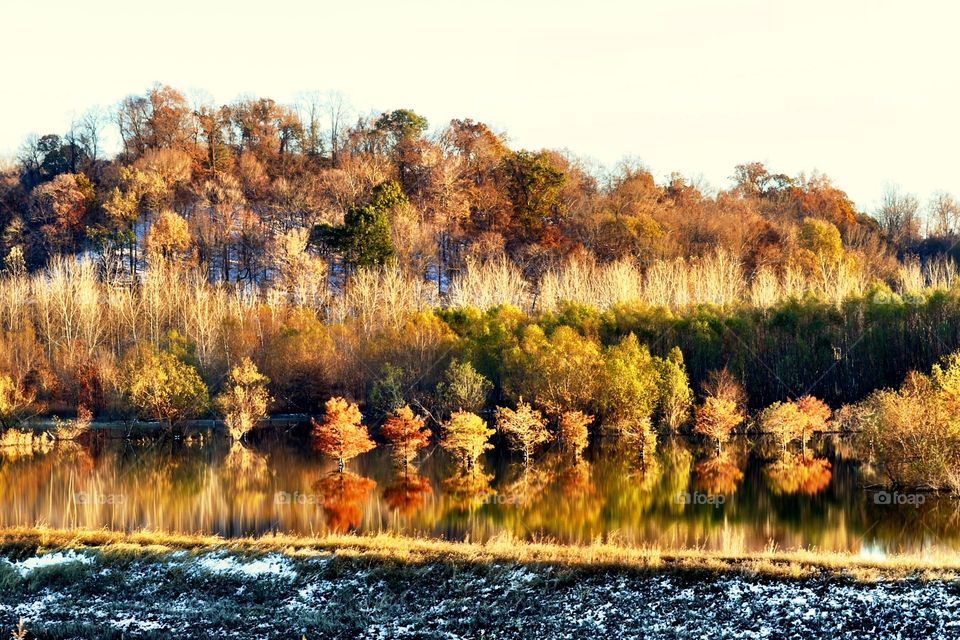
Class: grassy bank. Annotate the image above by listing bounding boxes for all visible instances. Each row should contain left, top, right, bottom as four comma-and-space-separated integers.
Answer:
2, 526, 959, 582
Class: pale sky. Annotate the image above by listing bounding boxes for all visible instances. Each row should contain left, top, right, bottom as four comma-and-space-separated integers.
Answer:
3, 0, 958, 211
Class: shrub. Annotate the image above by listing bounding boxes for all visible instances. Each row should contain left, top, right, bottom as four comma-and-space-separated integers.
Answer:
495, 398, 551, 463
0, 373, 37, 429
312, 397, 376, 471
215, 357, 272, 440
854, 365, 960, 491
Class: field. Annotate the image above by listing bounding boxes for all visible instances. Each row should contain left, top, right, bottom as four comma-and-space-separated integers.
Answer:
2, 528, 960, 638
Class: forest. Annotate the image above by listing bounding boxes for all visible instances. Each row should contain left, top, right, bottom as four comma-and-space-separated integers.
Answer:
3, 83, 960, 491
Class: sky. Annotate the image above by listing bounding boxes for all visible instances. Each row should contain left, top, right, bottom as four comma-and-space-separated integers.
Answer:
3, 0, 958, 211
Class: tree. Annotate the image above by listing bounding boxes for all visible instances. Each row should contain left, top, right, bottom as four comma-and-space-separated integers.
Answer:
441, 409, 494, 468
694, 397, 743, 454
504, 324, 602, 415
215, 357, 271, 440
500, 150, 567, 245
435, 359, 492, 417
0, 373, 36, 429
598, 333, 660, 435
146, 210, 192, 262
693, 368, 746, 453
368, 363, 408, 416
380, 405, 431, 466
876, 184, 920, 246
313, 181, 403, 271
122, 347, 209, 428
557, 410, 592, 458
759, 401, 808, 459
312, 397, 376, 471
796, 395, 831, 456
657, 347, 693, 432
495, 399, 551, 463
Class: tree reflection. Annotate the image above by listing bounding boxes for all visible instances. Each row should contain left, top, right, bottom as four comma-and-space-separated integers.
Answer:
497, 461, 556, 508
312, 471, 377, 532
695, 453, 745, 496
441, 467, 495, 511
383, 471, 433, 515
764, 455, 832, 495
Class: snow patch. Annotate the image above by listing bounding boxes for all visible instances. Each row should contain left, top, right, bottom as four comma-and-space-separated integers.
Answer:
5, 550, 94, 577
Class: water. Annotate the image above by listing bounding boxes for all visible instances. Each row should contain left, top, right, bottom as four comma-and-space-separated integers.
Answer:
1, 430, 956, 553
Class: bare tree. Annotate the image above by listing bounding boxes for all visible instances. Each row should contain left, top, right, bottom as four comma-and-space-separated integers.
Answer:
927, 191, 960, 237
876, 184, 920, 245
325, 91, 351, 164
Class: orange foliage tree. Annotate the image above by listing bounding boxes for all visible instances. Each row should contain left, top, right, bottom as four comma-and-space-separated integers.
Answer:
312, 397, 376, 471
380, 405, 431, 466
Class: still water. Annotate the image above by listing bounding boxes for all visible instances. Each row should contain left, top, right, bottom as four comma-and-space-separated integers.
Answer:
1, 430, 955, 553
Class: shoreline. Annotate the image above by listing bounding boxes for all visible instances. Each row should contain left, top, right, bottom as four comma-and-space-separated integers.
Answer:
3, 526, 959, 582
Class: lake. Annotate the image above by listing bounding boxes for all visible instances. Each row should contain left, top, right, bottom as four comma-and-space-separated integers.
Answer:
1, 429, 955, 554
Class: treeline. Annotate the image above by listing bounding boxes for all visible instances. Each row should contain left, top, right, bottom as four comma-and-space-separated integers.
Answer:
2, 257, 960, 427
2, 84, 960, 421
5, 83, 958, 287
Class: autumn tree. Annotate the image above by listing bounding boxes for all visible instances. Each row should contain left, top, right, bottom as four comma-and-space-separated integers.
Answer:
495, 399, 551, 463
122, 347, 209, 428
380, 405, 431, 466
693, 368, 746, 453
312, 397, 376, 471
441, 409, 494, 469
0, 373, 37, 429
146, 210, 192, 262
557, 410, 592, 459
434, 359, 492, 418
598, 333, 660, 436
796, 395, 831, 456
657, 347, 693, 432
694, 397, 744, 454
759, 401, 808, 459
214, 357, 272, 441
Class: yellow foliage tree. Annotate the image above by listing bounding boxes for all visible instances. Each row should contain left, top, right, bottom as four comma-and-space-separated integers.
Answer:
215, 357, 271, 440
441, 410, 494, 469
495, 398, 551, 463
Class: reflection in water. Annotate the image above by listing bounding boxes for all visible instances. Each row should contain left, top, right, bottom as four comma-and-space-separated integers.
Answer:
441, 467, 495, 512
383, 472, 432, 515
764, 456, 833, 496
695, 454, 744, 496
313, 471, 377, 532
0, 431, 957, 553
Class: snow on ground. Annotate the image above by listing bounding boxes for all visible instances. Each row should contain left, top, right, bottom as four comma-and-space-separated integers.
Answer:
1, 549, 959, 639
3, 550, 94, 576
195, 551, 297, 580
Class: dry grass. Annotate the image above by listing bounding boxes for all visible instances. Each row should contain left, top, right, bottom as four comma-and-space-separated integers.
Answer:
2, 526, 958, 581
